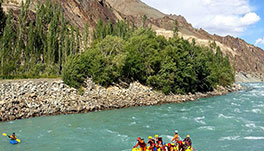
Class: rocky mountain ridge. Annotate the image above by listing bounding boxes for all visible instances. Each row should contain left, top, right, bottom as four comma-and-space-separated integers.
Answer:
2, 0, 264, 82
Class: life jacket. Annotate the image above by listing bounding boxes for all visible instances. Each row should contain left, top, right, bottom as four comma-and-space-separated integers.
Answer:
157, 137, 163, 144
156, 143, 161, 149
166, 146, 171, 151
10, 135, 17, 140
184, 139, 190, 146
171, 145, 177, 151
162, 145, 166, 151
177, 141, 183, 150
138, 140, 146, 148
148, 139, 156, 147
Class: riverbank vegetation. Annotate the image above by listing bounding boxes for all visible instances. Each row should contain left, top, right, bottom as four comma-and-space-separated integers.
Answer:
0, 0, 235, 94
63, 20, 235, 94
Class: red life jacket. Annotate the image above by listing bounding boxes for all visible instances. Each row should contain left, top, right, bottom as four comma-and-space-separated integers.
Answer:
178, 141, 183, 150
148, 139, 155, 147
138, 140, 146, 148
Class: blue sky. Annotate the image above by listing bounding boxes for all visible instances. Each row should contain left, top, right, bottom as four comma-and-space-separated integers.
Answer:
241, 0, 264, 49
141, 0, 264, 49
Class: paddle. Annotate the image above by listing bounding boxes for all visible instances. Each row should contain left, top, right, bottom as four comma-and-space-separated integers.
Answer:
2, 133, 21, 143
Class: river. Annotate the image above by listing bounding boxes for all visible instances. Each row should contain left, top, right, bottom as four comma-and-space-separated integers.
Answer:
0, 83, 263, 151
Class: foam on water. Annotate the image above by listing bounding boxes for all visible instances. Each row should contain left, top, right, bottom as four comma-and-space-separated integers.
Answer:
234, 108, 241, 113
219, 136, 240, 141
218, 114, 233, 119
244, 136, 264, 140
144, 125, 150, 128
198, 126, 215, 131
129, 121, 136, 126
194, 116, 206, 125
260, 126, 264, 131
245, 123, 256, 128
231, 102, 240, 106
251, 109, 262, 114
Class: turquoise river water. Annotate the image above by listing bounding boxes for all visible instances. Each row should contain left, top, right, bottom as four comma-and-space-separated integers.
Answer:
0, 83, 264, 151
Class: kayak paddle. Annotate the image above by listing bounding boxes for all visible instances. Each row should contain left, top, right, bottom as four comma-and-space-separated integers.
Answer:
2, 133, 21, 142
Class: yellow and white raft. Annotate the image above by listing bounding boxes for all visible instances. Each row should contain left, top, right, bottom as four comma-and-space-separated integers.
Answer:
132, 146, 193, 151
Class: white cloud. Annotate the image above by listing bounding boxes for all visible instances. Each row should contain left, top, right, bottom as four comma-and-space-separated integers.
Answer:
240, 12, 260, 25
255, 37, 264, 46
141, 0, 260, 36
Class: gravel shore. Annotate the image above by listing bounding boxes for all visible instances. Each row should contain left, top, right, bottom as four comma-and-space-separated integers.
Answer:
0, 78, 242, 122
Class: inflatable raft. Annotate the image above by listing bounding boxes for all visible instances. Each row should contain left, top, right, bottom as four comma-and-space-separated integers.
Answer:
132, 146, 193, 151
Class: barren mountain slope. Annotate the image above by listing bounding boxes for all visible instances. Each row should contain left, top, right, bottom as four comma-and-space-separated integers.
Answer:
2, 0, 119, 28
106, 0, 264, 81
105, 0, 165, 19
2, 0, 264, 81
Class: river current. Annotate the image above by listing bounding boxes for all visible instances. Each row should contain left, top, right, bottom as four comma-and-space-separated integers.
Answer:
0, 83, 263, 151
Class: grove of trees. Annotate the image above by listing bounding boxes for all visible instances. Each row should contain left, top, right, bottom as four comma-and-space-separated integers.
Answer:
0, 0, 85, 78
63, 25, 235, 94
0, 0, 235, 95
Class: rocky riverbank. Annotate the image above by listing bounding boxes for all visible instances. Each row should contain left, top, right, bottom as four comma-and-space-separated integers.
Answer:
0, 78, 243, 122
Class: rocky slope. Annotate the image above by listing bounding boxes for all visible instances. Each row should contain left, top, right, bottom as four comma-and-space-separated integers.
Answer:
2, 0, 264, 82
0, 78, 242, 122
2, 0, 119, 28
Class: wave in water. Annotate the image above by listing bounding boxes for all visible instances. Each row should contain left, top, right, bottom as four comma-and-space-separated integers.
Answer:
129, 121, 136, 126
251, 109, 262, 114
194, 116, 206, 125
198, 126, 215, 131
244, 136, 264, 140
245, 123, 256, 128
218, 114, 233, 119
219, 136, 240, 141
234, 108, 241, 113
231, 102, 240, 106
105, 129, 129, 141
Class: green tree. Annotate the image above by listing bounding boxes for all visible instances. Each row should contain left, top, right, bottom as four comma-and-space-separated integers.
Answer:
173, 20, 179, 37
0, 10, 17, 77
0, 0, 6, 37
63, 36, 127, 87
83, 22, 89, 50
142, 15, 147, 28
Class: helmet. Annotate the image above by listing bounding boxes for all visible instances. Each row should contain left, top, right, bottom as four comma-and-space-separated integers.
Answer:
137, 137, 141, 141
155, 134, 158, 138
187, 135, 190, 137
175, 130, 178, 133
148, 136, 152, 139
182, 142, 185, 144
165, 144, 168, 146
171, 143, 175, 146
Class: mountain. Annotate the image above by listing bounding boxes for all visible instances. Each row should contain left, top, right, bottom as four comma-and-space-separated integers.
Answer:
2, 0, 264, 82
105, 0, 264, 82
